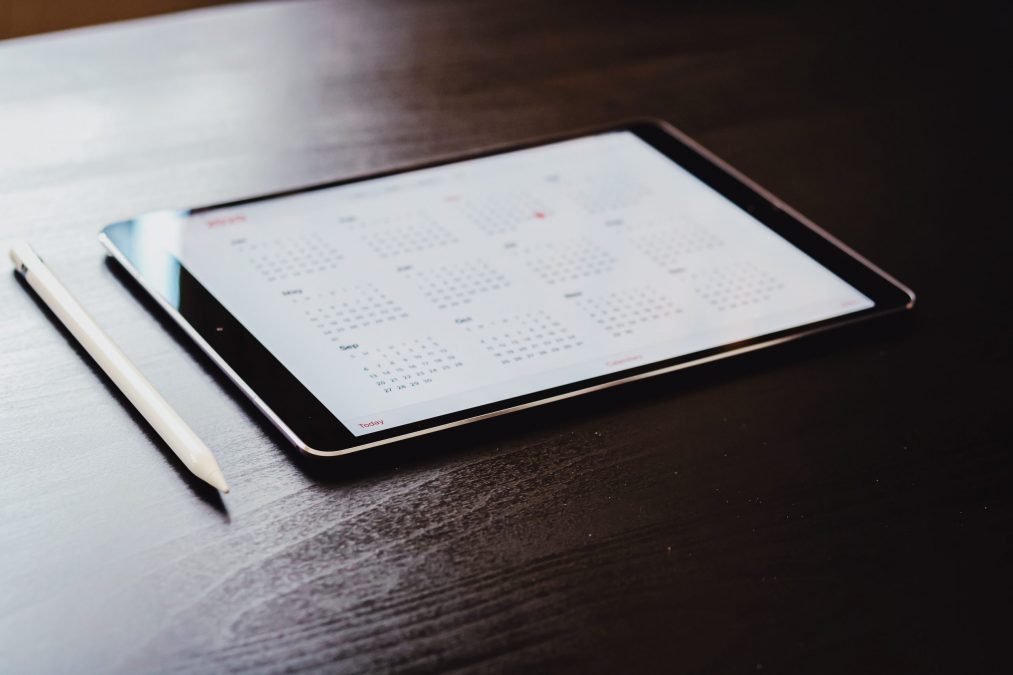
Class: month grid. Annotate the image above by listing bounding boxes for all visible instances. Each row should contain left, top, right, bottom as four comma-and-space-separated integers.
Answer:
287, 283, 409, 339
684, 262, 786, 311
346, 337, 465, 394
521, 238, 617, 286
233, 233, 343, 282
466, 311, 585, 365
409, 259, 512, 310
455, 191, 554, 236
575, 286, 683, 338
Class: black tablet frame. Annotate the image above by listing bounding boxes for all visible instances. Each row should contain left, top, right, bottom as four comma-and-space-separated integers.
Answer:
100, 119, 915, 456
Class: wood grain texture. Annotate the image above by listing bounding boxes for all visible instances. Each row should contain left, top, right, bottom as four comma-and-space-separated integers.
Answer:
1, 1, 1010, 672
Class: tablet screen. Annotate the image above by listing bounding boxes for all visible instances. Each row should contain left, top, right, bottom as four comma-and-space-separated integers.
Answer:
149, 131, 873, 436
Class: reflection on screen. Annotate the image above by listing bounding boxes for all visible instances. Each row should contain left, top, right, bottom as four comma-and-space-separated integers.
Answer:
168, 131, 873, 436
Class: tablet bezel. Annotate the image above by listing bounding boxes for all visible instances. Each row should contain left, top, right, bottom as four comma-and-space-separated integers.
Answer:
99, 119, 915, 456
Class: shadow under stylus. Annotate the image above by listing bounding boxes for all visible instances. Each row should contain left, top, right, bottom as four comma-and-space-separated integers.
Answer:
14, 269, 229, 517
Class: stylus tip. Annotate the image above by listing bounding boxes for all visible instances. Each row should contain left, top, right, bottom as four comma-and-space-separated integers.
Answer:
203, 468, 230, 493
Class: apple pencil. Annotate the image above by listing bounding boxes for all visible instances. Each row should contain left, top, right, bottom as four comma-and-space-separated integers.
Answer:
9, 241, 230, 493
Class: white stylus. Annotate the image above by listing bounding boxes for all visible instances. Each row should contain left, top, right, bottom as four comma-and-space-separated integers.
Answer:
9, 241, 230, 493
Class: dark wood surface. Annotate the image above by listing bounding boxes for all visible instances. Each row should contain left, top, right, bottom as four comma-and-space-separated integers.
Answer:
1, 1, 1010, 672
0, 0, 235, 39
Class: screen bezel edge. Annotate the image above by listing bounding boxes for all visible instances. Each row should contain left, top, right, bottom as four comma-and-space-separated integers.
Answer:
99, 118, 915, 455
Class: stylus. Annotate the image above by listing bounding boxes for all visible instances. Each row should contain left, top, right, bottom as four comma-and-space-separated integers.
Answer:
9, 241, 230, 493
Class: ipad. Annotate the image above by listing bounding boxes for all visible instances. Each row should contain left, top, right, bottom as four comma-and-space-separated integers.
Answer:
100, 119, 914, 456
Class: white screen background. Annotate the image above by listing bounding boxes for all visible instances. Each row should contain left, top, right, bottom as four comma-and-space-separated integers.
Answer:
156, 131, 872, 436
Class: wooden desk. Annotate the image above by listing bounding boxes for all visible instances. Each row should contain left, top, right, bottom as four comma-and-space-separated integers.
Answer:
1, 1, 1008, 671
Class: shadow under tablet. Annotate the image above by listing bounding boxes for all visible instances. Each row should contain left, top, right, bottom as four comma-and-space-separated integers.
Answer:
102, 255, 915, 487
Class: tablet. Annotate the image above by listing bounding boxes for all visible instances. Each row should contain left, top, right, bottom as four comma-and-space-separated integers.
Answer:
100, 119, 914, 456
